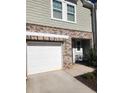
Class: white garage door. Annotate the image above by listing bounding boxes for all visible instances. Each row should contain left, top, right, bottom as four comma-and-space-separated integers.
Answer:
27, 42, 62, 75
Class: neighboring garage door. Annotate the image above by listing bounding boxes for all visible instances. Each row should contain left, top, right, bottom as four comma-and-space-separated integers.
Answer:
27, 42, 62, 75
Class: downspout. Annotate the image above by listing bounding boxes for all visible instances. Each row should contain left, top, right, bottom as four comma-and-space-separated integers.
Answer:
80, 0, 97, 49
91, 3, 97, 49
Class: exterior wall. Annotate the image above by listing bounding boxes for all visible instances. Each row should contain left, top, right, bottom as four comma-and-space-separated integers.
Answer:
27, 0, 92, 32
26, 23, 93, 69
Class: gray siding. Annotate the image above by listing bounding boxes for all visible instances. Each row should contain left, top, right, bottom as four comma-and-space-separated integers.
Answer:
27, 0, 92, 32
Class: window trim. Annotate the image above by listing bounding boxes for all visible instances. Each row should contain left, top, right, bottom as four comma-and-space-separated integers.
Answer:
51, 0, 77, 23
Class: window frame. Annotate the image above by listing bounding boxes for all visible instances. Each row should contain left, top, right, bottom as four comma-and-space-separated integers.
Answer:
66, 2, 76, 22
51, 0, 63, 21
51, 0, 77, 23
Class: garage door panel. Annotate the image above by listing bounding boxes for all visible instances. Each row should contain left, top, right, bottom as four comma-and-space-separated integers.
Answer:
27, 42, 62, 75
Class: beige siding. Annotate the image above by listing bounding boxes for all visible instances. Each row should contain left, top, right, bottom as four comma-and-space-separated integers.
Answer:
27, 0, 92, 32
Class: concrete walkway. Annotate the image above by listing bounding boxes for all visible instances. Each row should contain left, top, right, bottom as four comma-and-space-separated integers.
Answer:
64, 64, 95, 77
27, 70, 96, 93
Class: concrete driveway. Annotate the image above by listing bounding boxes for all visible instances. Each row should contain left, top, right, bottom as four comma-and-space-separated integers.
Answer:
27, 70, 96, 93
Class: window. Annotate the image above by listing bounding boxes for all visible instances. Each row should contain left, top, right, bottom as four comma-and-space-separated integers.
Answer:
53, 0, 62, 19
51, 0, 76, 23
67, 4, 75, 22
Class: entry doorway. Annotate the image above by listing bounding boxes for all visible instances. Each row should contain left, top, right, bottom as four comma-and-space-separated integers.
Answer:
72, 38, 91, 63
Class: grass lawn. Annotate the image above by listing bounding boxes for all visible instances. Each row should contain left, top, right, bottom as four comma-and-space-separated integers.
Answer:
75, 70, 97, 91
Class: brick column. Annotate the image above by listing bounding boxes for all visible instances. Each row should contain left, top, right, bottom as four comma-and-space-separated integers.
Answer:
63, 38, 73, 69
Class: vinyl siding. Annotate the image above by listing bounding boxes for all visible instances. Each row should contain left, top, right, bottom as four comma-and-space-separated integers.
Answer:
27, 0, 92, 32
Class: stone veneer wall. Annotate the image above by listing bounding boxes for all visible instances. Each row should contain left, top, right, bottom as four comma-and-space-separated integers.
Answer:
26, 23, 93, 69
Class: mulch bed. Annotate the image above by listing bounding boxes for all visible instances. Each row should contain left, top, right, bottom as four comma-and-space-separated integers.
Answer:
75, 72, 97, 91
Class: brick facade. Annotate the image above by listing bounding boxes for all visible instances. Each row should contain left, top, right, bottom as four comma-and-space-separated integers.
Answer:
26, 23, 93, 69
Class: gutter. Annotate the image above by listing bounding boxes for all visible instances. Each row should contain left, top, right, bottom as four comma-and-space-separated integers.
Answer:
81, 0, 94, 9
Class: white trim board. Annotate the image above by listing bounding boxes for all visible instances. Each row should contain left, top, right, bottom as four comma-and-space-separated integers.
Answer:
26, 31, 69, 39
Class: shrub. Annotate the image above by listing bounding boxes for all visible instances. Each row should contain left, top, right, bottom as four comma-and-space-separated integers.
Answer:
84, 48, 97, 67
